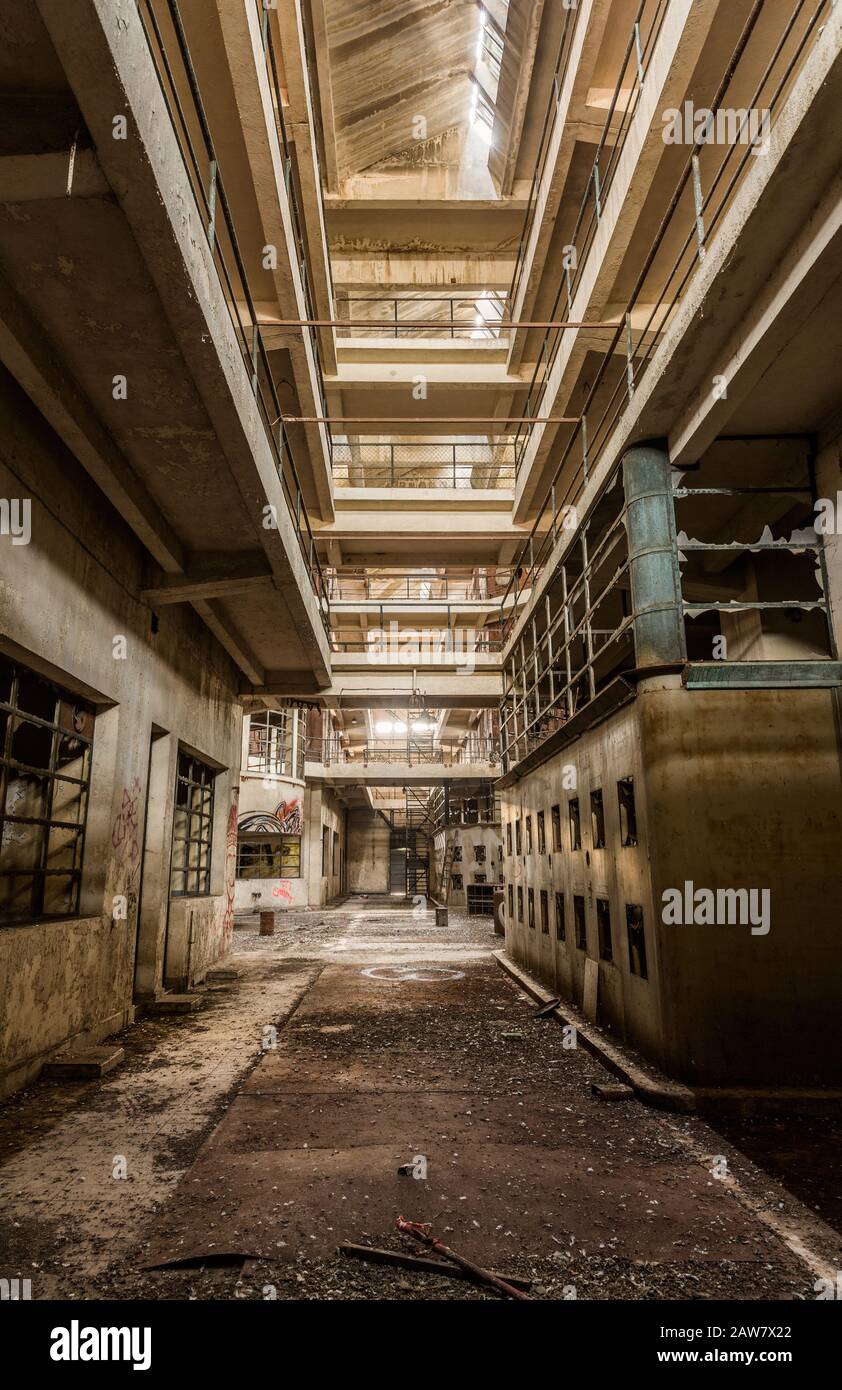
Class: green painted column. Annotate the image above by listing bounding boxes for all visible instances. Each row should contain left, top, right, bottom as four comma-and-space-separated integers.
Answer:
622, 442, 686, 669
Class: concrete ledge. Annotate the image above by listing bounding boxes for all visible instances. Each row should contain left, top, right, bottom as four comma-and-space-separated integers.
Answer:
42, 1045, 124, 1081
494, 949, 696, 1111
495, 952, 842, 1115
143, 993, 206, 1016
0, 1003, 135, 1101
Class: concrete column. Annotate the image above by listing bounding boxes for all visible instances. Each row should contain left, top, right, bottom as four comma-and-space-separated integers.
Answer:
622, 442, 686, 669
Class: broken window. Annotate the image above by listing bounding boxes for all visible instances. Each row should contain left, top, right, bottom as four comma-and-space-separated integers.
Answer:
237, 835, 301, 879
540, 888, 549, 933
517, 885, 523, 922
551, 804, 562, 851
474, 843, 486, 862
537, 811, 546, 854
452, 843, 463, 862
506, 821, 512, 856
590, 789, 605, 849
555, 891, 566, 941
171, 751, 215, 896
247, 708, 294, 776
573, 894, 587, 951
527, 886, 535, 930
525, 815, 533, 854
569, 797, 581, 850
597, 899, 612, 961
451, 872, 463, 891
618, 778, 637, 847
0, 657, 94, 923
515, 818, 522, 855
627, 904, 647, 979
674, 446, 833, 663
507, 883, 514, 920
332, 828, 339, 875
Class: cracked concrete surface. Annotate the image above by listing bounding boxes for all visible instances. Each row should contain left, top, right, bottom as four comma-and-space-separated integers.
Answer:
0, 897, 840, 1302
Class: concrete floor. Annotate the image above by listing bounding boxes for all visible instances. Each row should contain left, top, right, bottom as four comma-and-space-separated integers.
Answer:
0, 897, 840, 1301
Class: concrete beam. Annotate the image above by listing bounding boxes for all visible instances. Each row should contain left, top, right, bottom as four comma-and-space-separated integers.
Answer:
306, 760, 499, 786
512, 0, 722, 519
247, 672, 502, 707
668, 171, 842, 465
503, 7, 842, 653
507, 0, 613, 366
0, 267, 185, 573
191, 598, 265, 686
0, 149, 109, 202
35, 0, 332, 685
214, 0, 334, 520
142, 556, 274, 605
330, 253, 515, 289
272, 1, 336, 367
306, 0, 340, 193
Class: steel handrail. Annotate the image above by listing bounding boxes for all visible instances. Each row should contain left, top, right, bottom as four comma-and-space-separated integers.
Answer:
498, 0, 825, 648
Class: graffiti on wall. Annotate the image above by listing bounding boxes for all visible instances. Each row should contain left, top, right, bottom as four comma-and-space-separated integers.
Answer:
222, 791, 239, 939
111, 777, 142, 870
238, 797, 302, 836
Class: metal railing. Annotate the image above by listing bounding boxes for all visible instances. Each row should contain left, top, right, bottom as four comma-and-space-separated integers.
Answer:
137, 0, 330, 629
511, 0, 670, 463
331, 440, 517, 489
500, 0, 831, 647
327, 569, 512, 603
252, 0, 333, 435
500, 468, 633, 771
330, 626, 503, 654
305, 739, 500, 766
337, 293, 508, 338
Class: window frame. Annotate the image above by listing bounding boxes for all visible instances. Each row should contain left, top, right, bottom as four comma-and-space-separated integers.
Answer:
171, 750, 216, 898
236, 833, 302, 880
626, 903, 648, 978
569, 797, 582, 850
573, 893, 587, 951
555, 890, 566, 941
0, 657, 95, 924
597, 897, 613, 962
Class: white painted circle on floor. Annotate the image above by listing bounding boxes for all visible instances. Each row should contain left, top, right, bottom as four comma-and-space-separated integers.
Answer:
361, 965, 466, 983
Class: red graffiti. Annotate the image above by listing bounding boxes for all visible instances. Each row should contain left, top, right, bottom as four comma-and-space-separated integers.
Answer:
222, 793, 239, 938
271, 881, 294, 902
111, 777, 141, 867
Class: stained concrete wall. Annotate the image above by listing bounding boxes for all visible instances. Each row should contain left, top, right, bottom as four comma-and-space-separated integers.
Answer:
502, 677, 842, 1088
346, 808, 390, 893
0, 365, 242, 1097
234, 769, 309, 912
430, 823, 503, 907
306, 785, 347, 907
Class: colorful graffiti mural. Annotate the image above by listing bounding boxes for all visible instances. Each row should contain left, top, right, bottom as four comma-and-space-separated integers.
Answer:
237, 797, 302, 836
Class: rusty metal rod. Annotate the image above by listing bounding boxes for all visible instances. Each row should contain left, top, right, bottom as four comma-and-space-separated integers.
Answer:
396, 1217, 533, 1301
339, 1242, 532, 1291
283, 416, 582, 425
270, 318, 590, 330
